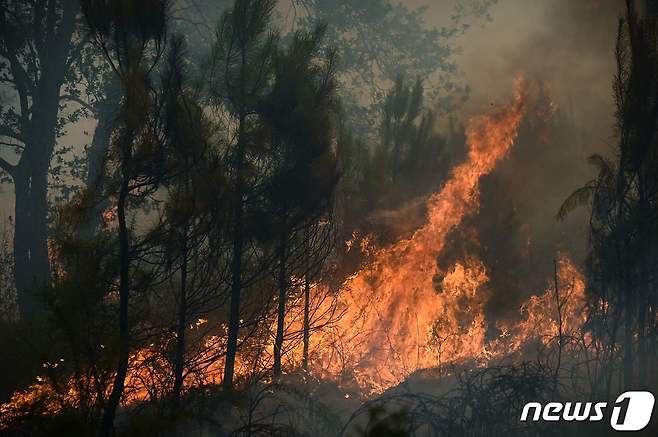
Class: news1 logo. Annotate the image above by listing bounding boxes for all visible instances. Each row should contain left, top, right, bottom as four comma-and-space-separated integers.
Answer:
520, 391, 655, 431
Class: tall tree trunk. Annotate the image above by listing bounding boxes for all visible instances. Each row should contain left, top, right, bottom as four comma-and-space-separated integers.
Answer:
82, 88, 119, 237
14, 86, 60, 320
637, 214, 649, 385
623, 289, 635, 388
646, 0, 658, 19
173, 147, 192, 411
224, 202, 243, 389
223, 109, 246, 390
12, 168, 42, 318
273, 232, 287, 378
302, 228, 311, 371
172, 226, 189, 411
553, 258, 563, 384
11, 0, 77, 320
98, 172, 131, 437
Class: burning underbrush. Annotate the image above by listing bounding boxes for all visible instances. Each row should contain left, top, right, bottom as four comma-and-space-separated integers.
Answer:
0, 79, 597, 434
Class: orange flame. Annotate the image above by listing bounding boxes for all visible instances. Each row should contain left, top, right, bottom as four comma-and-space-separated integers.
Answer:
0, 78, 593, 426
304, 77, 531, 391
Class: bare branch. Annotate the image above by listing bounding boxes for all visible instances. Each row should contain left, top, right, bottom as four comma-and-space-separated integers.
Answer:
60, 94, 97, 114
0, 126, 24, 144
0, 156, 16, 177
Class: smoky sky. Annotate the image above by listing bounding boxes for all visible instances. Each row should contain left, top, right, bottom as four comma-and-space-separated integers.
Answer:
414, 0, 626, 325
0, 1, 626, 283
401, 0, 619, 143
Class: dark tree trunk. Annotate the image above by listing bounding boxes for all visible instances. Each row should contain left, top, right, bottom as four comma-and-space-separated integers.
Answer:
302, 229, 311, 371
82, 90, 118, 237
646, 0, 658, 19
637, 216, 649, 385
14, 84, 60, 320
11, 0, 77, 321
273, 233, 287, 378
98, 173, 131, 437
623, 291, 635, 388
223, 110, 246, 390
224, 209, 243, 390
12, 169, 43, 319
172, 228, 189, 411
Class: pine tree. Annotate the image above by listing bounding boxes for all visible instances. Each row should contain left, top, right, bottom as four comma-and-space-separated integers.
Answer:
81, 0, 170, 433
261, 24, 339, 377
205, 0, 279, 390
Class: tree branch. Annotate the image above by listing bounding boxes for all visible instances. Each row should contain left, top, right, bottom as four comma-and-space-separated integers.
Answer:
0, 156, 16, 177
0, 48, 34, 130
0, 125, 24, 144
0, 141, 24, 150
60, 94, 97, 114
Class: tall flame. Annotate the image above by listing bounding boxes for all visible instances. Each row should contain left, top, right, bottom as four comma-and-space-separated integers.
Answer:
310, 78, 531, 391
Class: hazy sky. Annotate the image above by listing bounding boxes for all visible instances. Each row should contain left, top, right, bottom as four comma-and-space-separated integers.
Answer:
420, 0, 625, 315
0, 1, 625, 232
414, 0, 622, 153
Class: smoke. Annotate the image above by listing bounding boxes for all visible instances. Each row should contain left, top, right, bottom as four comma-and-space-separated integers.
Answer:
441, 90, 593, 327
0, 0, 625, 335
447, 0, 621, 132
405, 0, 625, 327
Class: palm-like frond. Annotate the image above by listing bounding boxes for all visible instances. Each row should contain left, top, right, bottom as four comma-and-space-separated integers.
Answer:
558, 154, 619, 221
587, 154, 617, 186
557, 182, 597, 221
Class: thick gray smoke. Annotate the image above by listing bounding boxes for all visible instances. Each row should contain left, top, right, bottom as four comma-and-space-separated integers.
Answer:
417, 0, 625, 326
